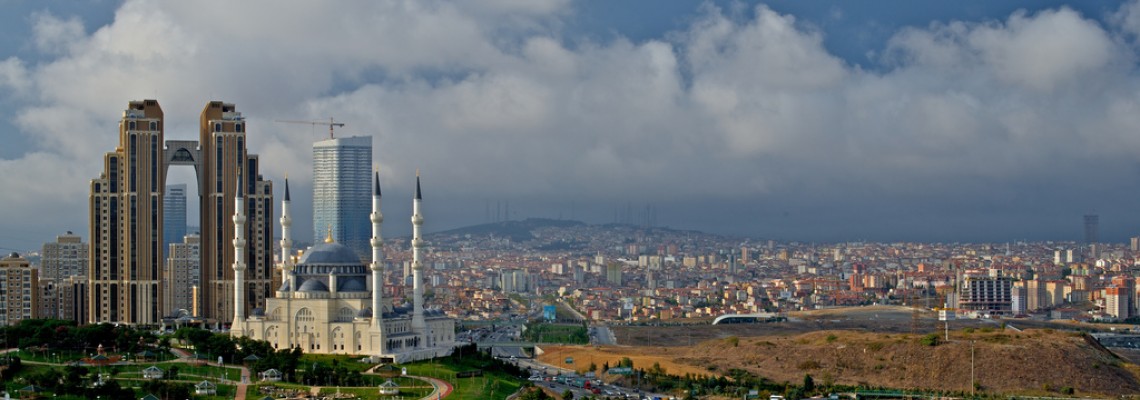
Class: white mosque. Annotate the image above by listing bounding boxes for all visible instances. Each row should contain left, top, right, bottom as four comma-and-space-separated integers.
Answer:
230, 172, 456, 363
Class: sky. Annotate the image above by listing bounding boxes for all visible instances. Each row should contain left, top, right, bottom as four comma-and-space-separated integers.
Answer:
2, 0, 1140, 250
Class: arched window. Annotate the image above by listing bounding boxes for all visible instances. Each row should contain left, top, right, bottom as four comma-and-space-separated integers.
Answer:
337, 307, 354, 322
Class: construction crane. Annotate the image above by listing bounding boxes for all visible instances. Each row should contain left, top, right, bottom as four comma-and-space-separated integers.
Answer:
275, 118, 345, 139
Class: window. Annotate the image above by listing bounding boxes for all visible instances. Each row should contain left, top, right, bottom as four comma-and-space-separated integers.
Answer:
235, 123, 243, 132
214, 123, 222, 132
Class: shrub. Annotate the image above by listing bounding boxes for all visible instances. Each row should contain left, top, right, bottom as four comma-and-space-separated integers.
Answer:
919, 334, 940, 347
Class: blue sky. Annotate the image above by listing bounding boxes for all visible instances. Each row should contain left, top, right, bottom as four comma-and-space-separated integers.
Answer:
2, 0, 1140, 251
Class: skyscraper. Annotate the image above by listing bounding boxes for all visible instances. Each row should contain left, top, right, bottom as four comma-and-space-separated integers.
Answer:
89, 99, 166, 324
1084, 214, 1099, 245
89, 99, 274, 325
164, 184, 187, 248
313, 136, 372, 259
197, 101, 274, 323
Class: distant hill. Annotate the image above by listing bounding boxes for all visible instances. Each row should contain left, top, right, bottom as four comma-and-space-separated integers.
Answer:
432, 218, 587, 242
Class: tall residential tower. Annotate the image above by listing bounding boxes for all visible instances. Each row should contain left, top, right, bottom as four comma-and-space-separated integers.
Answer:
89, 100, 273, 325
313, 136, 372, 259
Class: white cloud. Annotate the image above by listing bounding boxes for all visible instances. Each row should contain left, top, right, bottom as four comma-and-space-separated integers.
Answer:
31, 12, 85, 55
3, 0, 1140, 242
0, 57, 30, 94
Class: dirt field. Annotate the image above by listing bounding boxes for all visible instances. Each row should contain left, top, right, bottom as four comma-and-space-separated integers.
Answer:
611, 305, 999, 347
543, 328, 1140, 396
566, 307, 1140, 396
537, 344, 714, 378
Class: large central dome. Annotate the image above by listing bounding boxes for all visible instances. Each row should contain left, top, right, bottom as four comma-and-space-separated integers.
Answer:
298, 242, 362, 265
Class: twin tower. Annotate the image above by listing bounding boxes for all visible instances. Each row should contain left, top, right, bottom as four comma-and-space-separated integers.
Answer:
90, 100, 273, 324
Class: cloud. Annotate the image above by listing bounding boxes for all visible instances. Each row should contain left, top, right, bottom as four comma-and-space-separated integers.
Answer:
4, 0, 1140, 244
31, 12, 85, 55
887, 7, 1122, 92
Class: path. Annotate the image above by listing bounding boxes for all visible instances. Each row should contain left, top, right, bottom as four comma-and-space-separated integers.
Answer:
234, 365, 250, 400
362, 364, 453, 399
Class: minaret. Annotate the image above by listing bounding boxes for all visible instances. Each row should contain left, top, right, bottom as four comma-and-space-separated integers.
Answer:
410, 171, 426, 337
232, 171, 247, 328
370, 171, 385, 328
280, 176, 294, 293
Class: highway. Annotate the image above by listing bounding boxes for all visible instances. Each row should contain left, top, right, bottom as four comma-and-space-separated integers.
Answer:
468, 322, 672, 399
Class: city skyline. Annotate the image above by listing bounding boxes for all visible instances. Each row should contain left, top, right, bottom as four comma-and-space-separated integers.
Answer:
5, 1, 1140, 247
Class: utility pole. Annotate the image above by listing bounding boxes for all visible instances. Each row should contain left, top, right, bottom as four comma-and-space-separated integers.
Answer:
971, 340, 976, 395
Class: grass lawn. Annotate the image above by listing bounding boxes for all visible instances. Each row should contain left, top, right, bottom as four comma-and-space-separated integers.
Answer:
299, 353, 376, 373
402, 359, 522, 400
525, 323, 589, 344
112, 362, 242, 381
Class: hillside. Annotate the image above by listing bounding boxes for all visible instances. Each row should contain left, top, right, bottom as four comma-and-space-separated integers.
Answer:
431, 218, 586, 242
541, 328, 1140, 397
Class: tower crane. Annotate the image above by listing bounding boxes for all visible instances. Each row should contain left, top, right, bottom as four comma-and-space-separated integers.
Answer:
275, 118, 345, 139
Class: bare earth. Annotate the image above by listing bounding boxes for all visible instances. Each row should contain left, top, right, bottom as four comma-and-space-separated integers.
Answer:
553, 306, 1140, 396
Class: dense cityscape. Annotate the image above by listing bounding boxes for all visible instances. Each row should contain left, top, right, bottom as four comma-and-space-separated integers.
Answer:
8, 1, 1140, 400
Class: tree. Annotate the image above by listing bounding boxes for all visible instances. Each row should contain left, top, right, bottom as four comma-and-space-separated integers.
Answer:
562, 389, 574, 400
588, 362, 597, 372
803, 373, 815, 393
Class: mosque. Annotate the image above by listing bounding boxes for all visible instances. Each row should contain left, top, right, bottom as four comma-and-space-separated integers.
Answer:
230, 172, 456, 363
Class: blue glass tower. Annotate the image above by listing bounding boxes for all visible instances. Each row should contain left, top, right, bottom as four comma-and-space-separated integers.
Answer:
313, 135, 372, 259
163, 183, 187, 248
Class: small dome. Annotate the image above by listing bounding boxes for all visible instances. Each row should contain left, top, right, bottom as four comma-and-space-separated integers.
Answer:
297, 279, 329, 292
278, 280, 291, 291
298, 242, 361, 265
356, 307, 372, 318
251, 308, 265, 317
7, 252, 18, 259
338, 277, 367, 292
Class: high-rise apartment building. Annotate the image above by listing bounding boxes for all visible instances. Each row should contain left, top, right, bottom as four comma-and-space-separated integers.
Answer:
1106, 286, 1130, 319
0, 252, 37, 326
958, 270, 1012, 316
164, 184, 187, 248
196, 101, 275, 323
37, 279, 58, 320
313, 136, 372, 259
41, 231, 87, 281
89, 100, 274, 325
1084, 214, 1099, 245
90, 100, 166, 324
606, 263, 623, 286
164, 234, 200, 315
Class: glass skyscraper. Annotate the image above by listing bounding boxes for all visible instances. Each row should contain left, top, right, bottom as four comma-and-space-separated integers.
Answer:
164, 184, 187, 248
313, 135, 372, 259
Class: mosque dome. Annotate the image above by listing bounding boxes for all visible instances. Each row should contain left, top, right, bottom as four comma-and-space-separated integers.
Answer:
337, 277, 368, 292
297, 279, 329, 292
298, 242, 362, 265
